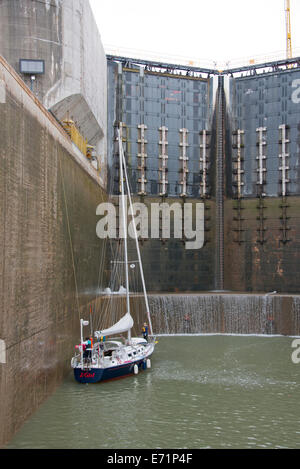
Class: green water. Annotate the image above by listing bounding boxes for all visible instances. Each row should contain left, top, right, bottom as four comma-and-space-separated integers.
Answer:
7, 336, 300, 449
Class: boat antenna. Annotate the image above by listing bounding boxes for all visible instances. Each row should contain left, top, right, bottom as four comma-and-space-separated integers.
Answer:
117, 128, 131, 342
89, 306, 93, 337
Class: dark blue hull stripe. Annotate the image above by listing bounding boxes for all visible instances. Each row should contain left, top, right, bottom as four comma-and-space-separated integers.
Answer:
74, 357, 151, 383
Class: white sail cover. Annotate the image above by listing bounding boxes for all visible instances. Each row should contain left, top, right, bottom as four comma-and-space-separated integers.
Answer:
94, 312, 134, 338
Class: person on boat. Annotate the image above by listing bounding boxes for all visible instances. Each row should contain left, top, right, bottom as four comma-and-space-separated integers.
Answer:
142, 322, 148, 341
84, 337, 92, 360
99, 335, 106, 350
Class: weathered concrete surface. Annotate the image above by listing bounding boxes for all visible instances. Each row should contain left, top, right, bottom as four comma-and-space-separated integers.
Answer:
0, 0, 107, 187
122, 197, 216, 292
224, 197, 300, 293
0, 0, 63, 101
0, 55, 107, 447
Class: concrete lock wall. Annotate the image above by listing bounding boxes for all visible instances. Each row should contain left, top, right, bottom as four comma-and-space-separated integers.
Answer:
0, 0, 110, 446
107, 56, 300, 294
0, 0, 107, 187
0, 55, 108, 447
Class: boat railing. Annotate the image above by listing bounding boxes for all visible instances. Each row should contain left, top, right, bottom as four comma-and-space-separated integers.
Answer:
71, 345, 106, 369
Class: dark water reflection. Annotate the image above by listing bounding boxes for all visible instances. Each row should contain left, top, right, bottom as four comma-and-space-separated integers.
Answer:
7, 336, 300, 449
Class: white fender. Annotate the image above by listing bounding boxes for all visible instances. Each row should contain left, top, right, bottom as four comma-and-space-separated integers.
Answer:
133, 364, 139, 375
146, 359, 151, 369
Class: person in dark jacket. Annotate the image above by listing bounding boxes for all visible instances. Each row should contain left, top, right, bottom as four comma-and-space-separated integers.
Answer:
84, 337, 92, 359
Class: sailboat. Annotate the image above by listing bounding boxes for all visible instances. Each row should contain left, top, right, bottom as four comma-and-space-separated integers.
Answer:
71, 128, 156, 383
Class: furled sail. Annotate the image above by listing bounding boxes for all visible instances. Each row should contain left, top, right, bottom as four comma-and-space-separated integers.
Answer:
94, 312, 134, 338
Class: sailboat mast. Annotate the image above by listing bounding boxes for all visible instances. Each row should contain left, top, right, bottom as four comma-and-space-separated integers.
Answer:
121, 146, 154, 337
118, 130, 131, 342
80, 319, 84, 369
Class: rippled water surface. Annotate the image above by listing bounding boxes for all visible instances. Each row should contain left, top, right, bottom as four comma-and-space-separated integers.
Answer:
7, 336, 300, 449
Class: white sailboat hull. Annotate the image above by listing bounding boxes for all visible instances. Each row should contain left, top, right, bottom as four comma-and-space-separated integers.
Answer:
72, 339, 155, 384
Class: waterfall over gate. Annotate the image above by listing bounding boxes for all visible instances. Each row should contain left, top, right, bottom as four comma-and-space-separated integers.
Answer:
148, 294, 300, 336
